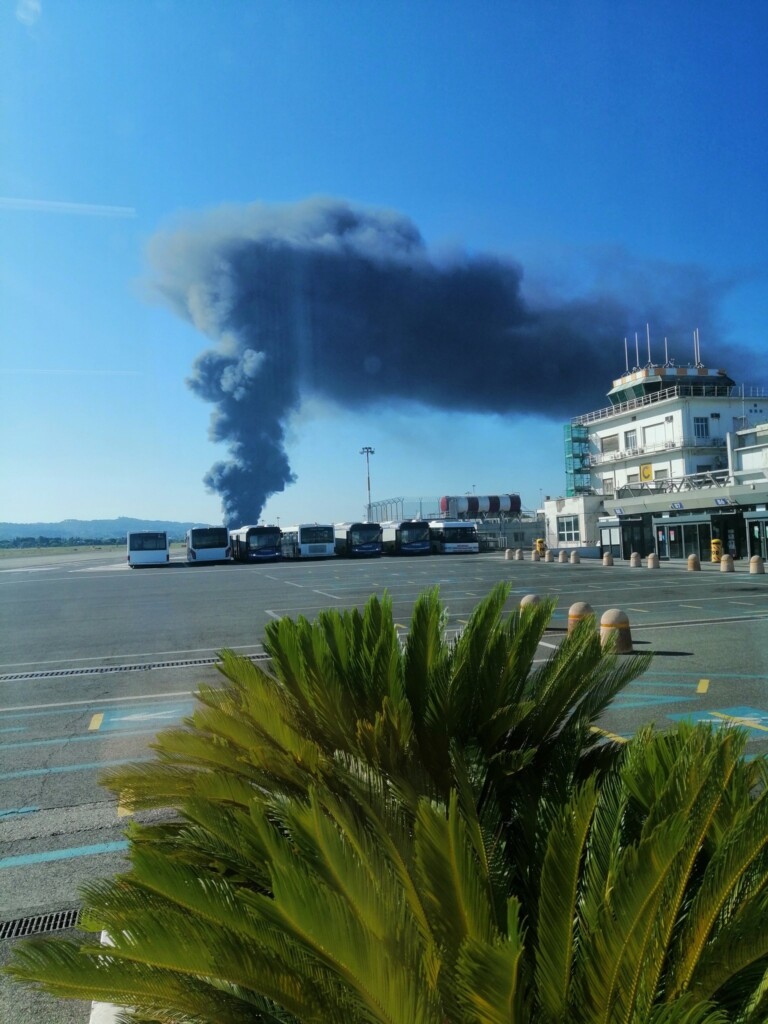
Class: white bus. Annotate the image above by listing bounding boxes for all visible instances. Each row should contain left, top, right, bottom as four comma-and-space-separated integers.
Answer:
428, 520, 480, 555
185, 526, 231, 563
381, 520, 431, 556
230, 525, 282, 562
280, 524, 336, 560
127, 531, 170, 567
334, 522, 382, 557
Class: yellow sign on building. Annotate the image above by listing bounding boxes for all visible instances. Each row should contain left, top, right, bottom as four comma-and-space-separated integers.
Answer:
640, 463, 653, 481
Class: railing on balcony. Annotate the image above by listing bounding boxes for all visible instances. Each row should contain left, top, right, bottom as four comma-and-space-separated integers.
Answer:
588, 435, 726, 467
572, 384, 766, 426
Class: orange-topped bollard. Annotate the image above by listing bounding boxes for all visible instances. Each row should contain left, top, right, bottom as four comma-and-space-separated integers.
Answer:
711, 538, 723, 563
568, 601, 594, 634
600, 609, 633, 653
720, 554, 735, 573
535, 538, 547, 557
750, 555, 765, 575
687, 553, 701, 571
520, 593, 541, 609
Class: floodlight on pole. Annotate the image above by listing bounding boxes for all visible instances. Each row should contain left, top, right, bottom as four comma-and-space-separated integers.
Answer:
360, 446, 375, 521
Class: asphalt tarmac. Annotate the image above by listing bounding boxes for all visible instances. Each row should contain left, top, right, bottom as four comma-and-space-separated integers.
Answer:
1, 547, 766, 1022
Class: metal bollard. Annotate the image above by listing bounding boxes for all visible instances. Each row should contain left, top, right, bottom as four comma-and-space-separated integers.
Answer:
568, 601, 594, 634
602, 552, 614, 566
629, 552, 641, 568
687, 553, 701, 571
600, 608, 633, 653
647, 553, 660, 569
570, 550, 580, 564
720, 554, 735, 573
520, 593, 541, 609
558, 550, 568, 563
750, 555, 765, 575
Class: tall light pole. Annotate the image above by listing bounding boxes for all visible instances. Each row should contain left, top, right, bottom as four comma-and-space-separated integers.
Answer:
360, 446, 375, 522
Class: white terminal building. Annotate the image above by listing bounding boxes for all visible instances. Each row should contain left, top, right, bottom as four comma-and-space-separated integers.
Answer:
543, 350, 768, 561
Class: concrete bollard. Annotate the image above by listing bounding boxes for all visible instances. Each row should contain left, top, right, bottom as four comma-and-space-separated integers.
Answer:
687, 553, 701, 571
515, 549, 524, 561
570, 550, 580, 564
629, 552, 641, 568
602, 552, 614, 566
750, 555, 765, 575
600, 608, 633, 653
558, 550, 568, 563
531, 550, 540, 562
505, 548, 513, 560
520, 593, 541, 609
720, 554, 735, 573
647, 553, 660, 569
568, 601, 594, 634
544, 550, 554, 562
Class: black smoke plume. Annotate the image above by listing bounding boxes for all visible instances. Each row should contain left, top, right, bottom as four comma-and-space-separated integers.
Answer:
148, 196, 746, 525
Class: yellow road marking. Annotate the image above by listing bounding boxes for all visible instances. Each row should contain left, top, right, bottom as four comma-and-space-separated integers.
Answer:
117, 801, 133, 818
88, 713, 104, 731
710, 711, 768, 733
590, 726, 628, 744
697, 678, 710, 694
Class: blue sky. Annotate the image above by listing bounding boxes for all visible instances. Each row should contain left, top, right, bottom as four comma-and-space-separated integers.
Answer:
2, 1, 766, 526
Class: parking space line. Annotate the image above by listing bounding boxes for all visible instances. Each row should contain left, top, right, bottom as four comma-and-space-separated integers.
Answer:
313, 590, 340, 600
0, 841, 129, 870
710, 711, 768, 733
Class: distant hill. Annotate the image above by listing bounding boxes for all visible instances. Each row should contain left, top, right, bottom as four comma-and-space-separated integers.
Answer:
0, 517, 213, 542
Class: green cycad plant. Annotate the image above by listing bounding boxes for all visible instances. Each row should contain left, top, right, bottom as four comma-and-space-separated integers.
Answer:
534, 721, 768, 1024
8, 582, 682, 1022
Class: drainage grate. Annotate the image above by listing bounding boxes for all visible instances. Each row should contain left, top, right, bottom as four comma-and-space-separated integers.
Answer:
0, 653, 271, 683
0, 907, 81, 940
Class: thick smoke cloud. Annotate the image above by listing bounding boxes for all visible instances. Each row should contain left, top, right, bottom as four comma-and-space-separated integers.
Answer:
148, 197, 742, 525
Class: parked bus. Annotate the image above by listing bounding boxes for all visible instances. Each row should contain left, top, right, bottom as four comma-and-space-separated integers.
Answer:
428, 520, 480, 554
230, 525, 282, 562
381, 520, 431, 556
186, 526, 231, 563
334, 522, 382, 557
280, 524, 336, 560
127, 531, 170, 567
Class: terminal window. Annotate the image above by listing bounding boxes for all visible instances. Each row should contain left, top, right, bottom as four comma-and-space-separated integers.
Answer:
557, 516, 581, 543
694, 417, 710, 439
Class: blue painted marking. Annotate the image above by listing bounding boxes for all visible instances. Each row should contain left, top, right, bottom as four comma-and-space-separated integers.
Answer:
0, 728, 162, 751
613, 695, 695, 708
668, 707, 768, 738
0, 757, 151, 782
0, 841, 129, 869
0, 806, 39, 819
99, 702, 194, 733
627, 681, 700, 690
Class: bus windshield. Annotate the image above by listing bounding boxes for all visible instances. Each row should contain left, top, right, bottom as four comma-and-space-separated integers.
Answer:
349, 524, 381, 544
249, 529, 280, 549
301, 526, 334, 544
129, 532, 167, 551
191, 527, 229, 549
400, 523, 429, 543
